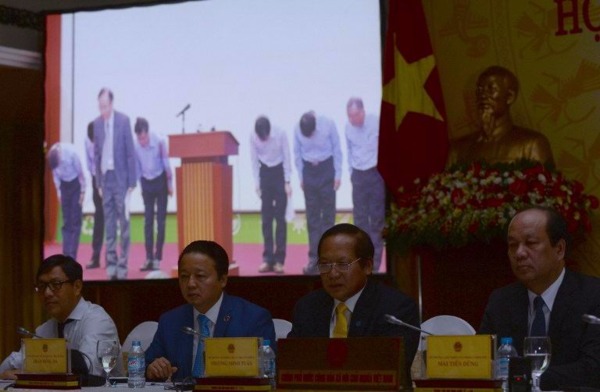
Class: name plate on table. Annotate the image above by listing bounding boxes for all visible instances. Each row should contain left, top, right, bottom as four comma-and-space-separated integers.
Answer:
414, 378, 503, 392
277, 337, 406, 391
204, 337, 261, 377
14, 373, 80, 390
426, 335, 495, 379
22, 338, 69, 373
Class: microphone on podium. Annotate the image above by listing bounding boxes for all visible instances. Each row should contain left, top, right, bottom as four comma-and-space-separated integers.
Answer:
384, 314, 435, 335
176, 104, 191, 117
582, 314, 600, 324
17, 326, 42, 338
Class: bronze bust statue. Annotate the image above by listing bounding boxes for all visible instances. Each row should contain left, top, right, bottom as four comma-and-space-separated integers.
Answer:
448, 66, 555, 166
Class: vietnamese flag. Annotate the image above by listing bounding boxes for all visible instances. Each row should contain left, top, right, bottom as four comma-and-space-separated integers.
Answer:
378, 0, 448, 204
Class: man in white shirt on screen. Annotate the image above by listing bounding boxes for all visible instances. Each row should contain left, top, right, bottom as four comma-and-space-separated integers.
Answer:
249, 115, 292, 274
345, 97, 385, 272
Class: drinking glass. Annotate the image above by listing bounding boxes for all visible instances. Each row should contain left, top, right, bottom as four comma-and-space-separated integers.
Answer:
97, 339, 119, 387
523, 337, 551, 392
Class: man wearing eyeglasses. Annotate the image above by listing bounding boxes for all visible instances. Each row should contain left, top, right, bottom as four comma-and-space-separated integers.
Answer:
0, 254, 123, 379
288, 223, 420, 381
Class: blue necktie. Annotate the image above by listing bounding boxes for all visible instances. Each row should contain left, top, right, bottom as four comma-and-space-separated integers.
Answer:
530, 296, 547, 336
192, 314, 211, 377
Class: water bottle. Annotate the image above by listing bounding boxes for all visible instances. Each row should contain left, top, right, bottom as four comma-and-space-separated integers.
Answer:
496, 337, 518, 392
260, 340, 276, 388
127, 340, 146, 388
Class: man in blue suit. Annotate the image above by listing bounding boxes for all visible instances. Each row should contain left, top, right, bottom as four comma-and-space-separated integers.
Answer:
94, 88, 137, 280
145, 240, 276, 380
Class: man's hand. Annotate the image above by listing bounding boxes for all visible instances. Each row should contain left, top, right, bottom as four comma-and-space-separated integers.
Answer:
255, 187, 261, 198
79, 192, 84, 206
284, 183, 292, 197
0, 369, 19, 380
98, 188, 103, 199
146, 357, 178, 380
333, 179, 341, 191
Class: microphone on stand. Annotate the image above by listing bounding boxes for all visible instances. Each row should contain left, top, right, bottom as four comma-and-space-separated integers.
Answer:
176, 104, 191, 134
582, 314, 600, 324
384, 314, 434, 335
176, 104, 191, 117
17, 326, 42, 338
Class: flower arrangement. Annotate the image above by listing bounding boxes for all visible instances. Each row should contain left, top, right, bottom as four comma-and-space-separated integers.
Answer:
385, 159, 599, 255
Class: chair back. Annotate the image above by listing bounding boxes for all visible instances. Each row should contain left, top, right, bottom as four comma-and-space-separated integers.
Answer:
419, 315, 475, 350
273, 318, 292, 340
122, 321, 158, 352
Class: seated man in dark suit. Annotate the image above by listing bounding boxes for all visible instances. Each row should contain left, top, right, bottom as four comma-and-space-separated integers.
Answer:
479, 206, 600, 390
145, 240, 276, 380
288, 223, 420, 381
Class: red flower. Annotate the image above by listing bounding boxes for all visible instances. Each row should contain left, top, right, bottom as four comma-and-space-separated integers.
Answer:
509, 179, 528, 196
590, 196, 600, 209
468, 221, 480, 233
451, 188, 465, 205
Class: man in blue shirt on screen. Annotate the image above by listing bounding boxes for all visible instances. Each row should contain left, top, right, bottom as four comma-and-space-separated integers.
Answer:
133, 117, 173, 273
293, 111, 342, 275
47, 142, 86, 260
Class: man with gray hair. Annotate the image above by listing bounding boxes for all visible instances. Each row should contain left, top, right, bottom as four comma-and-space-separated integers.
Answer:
94, 88, 136, 280
345, 97, 385, 271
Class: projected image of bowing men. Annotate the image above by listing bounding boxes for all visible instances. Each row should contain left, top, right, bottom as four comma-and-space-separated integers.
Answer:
93, 88, 137, 280
144, 240, 276, 380
288, 223, 419, 383
47, 142, 85, 260
250, 115, 292, 274
134, 117, 173, 273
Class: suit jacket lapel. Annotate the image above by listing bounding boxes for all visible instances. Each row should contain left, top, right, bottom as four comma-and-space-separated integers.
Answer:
549, 270, 575, 338
511, 285, 529, 354
180, 305, 195, 374
214, 294, 232, 337
316, 294, 334, 337
348, 280, 375, 337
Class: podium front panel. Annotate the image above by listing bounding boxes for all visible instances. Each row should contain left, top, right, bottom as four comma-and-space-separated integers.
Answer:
176, 162, 233, 258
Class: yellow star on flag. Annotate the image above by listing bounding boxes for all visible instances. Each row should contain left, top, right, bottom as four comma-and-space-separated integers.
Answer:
382, 35, 444, 129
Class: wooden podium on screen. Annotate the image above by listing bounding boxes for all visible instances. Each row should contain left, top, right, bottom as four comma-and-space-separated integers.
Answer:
169, 131, 239, 275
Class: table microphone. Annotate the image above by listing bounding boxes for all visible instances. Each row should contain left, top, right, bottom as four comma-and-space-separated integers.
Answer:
17, 326, 42, 338
384, 314, 435, 335
582, 314, 600, 324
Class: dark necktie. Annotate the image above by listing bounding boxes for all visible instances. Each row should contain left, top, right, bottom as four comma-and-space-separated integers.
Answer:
57, 319, 73, 338
192, 314, 211, 377
530, 296, 547, 336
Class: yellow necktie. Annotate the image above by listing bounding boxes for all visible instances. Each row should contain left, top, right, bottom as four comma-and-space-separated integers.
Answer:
333, 302, 349, 338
